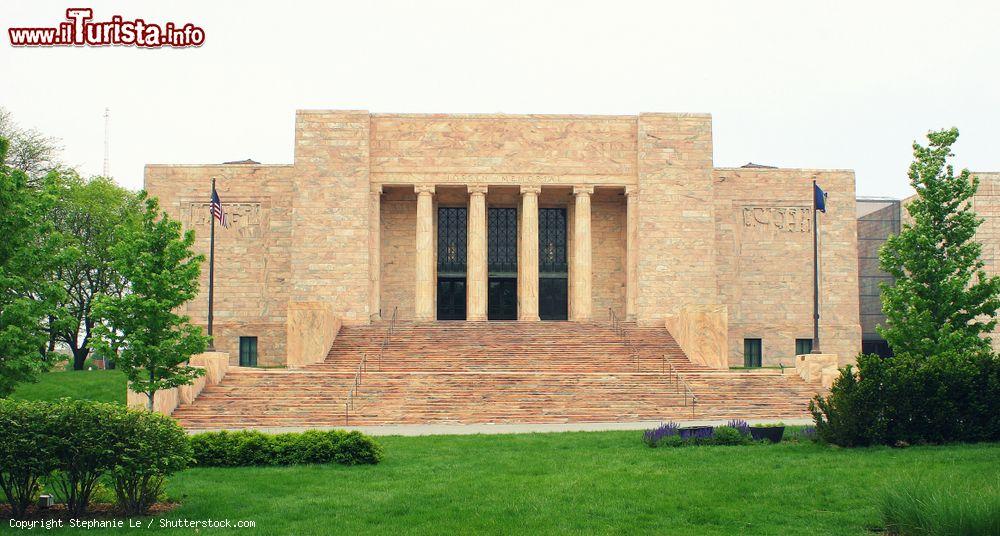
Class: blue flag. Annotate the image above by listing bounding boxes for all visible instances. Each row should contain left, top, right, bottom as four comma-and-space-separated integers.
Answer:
814, 182, 827, 213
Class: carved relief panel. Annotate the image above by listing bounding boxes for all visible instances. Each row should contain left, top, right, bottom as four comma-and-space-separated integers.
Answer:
184, 201, 265, 239
741, 206, 812, 234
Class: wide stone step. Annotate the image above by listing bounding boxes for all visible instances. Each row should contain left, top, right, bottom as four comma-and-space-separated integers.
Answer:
172, 321, 823, 429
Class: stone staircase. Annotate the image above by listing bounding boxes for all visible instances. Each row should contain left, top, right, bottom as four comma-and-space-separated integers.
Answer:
172, 321, 823, 429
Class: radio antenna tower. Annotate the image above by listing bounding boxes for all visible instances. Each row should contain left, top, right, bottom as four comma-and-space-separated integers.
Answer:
102, 107, 111, 177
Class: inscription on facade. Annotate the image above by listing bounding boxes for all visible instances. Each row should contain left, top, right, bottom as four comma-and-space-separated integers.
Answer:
372, 172, 637, 187
186, 202, 264, 238
742, 206, 812, 233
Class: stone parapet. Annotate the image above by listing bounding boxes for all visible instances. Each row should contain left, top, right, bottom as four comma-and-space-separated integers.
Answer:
286, 302, 342, 368
665, 304, 729, 370
126, 351, 231, 416
795, 353, 840, 389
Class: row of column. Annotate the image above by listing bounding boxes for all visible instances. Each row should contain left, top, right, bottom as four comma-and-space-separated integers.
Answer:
410, 185, 638, 322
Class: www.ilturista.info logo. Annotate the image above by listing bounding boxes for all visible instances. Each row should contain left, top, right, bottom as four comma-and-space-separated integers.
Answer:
8, 8, 204, 48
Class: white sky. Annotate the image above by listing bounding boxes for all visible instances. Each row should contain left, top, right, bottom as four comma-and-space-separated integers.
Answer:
2, 0, 998, 198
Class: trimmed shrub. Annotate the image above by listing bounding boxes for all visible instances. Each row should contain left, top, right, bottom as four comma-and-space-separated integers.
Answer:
190, 429, 383, 467
711, 426, 748, 446
47, 400, 119, 517
0, 399, 192, 518
0, 400, 58, 518
811, 352, 1000, 446
109, 408, 192, 515
880, 479, 1000, 536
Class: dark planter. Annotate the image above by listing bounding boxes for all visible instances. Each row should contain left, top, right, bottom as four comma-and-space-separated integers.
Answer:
750, 426, 785, 443
678, 426, 714, 440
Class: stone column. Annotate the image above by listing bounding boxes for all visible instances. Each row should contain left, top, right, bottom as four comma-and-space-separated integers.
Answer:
625, 186, 638, 321
414, 185, 436, 321
369, 184, 383, 321
518, 186, 541, 321
466, 185, 488, 321
571, 186, 594, 321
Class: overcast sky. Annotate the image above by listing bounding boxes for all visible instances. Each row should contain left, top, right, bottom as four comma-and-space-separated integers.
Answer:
2, 0, 998, 198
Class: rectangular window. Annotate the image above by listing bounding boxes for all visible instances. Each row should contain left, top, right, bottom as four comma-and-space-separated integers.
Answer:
239, 336, 258, 367
796, 338, 813, 355
743, 338, 762, 368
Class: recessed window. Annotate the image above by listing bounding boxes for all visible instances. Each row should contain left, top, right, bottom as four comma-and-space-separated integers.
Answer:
796, 338, 813, 355
743, 338, 762, 368
239, 336, 258, 367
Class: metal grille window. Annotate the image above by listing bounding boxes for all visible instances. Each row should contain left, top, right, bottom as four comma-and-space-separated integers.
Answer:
743, 338, 762, 368
539, 208, 568, 275
239, 336, 258, 367
795, 338, 813, 355
437, 207, 468, 276
488, 207, 517, 276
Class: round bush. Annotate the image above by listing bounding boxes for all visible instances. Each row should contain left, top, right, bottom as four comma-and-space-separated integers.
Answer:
710, 426, 748, 446
0, 400, 59, 518
109, 408, 192, 515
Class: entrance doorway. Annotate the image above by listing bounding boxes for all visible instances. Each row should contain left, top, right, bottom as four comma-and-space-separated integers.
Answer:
538, 208, 569, 320
437, 207, 467, 320
487, 207, 517, 320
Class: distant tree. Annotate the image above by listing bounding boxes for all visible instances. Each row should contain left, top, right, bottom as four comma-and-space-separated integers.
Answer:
0, 138, 62, 397
92, 193, 208, 410
0, 107, 62, 185
46, 173, 140, 370
878, 128, 1000, 358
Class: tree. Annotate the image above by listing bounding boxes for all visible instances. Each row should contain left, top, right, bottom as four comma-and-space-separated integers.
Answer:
0, 138, 61, 397
46, 173, 140, 370
0, 107, 62, 185
811, 128, 1000, 445
878, 128, 1000, 359
92, 193, 208, 410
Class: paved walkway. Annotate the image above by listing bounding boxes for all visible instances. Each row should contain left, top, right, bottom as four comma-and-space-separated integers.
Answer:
186, 418, 814, 436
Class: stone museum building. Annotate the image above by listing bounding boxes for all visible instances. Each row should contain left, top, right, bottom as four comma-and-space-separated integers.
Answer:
145, 110, 863, 371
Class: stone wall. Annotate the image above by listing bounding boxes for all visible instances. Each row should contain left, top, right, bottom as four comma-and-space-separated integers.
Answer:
144, 164, 293, 367
286, 302, 342, 368
591, 191, 626, 317
370, 114, 637, 178
636, 114, 718, 326
381, 189, 418, 320
292, 110, 372, 324
665, 304, 728, 369
713, 168, 861, 366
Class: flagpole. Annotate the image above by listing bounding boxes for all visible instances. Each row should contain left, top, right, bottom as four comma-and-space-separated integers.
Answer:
812, 178, 821, 354
207, 177, 216, 351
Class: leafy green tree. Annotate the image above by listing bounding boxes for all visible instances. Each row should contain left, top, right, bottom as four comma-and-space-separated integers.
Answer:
0, 138, 61, 397
46, 173, 140, 370
812, 128, 1000, 445
92, 193, 208, 410
879, 128, 1000, 358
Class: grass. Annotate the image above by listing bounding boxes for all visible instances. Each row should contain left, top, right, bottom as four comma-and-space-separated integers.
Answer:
880, 477, 1000, 535
9, 369, 125, 404
8, 373, 998, 534
28, 432, 999, 535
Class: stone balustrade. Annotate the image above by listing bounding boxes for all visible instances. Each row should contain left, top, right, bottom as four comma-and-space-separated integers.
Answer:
126, 351, 230, 416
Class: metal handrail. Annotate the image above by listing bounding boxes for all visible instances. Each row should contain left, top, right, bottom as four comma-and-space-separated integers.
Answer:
345, 306, 398, 425
663, 357, 698, 415
608, 308, 697, 414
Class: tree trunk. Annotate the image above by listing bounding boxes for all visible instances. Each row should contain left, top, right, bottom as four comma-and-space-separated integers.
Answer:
72, 345, 90, 371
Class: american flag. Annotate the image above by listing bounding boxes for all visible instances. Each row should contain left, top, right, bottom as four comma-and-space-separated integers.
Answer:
210, 188, 230, 228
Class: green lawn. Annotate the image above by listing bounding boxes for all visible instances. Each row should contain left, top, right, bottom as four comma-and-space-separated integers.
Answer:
9, 369, 125, 404
33, 432, 999, 535
8, 372, 998, 534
